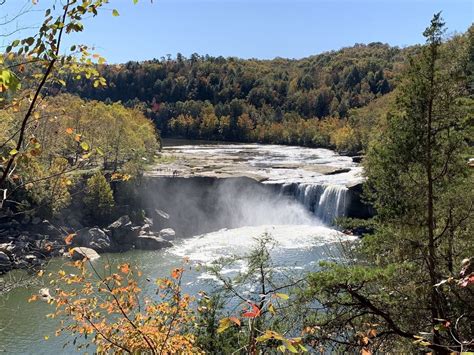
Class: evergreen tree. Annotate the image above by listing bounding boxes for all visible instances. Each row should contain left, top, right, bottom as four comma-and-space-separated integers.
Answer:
84, 172, 115, 223
303, 13, 473, 353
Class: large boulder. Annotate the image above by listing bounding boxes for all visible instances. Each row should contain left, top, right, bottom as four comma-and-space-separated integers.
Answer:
0, 251, 12, 273
158, 228, 176, 241
135, 235, 172, 250
74, 228, 113, 252
107, 216, 140, 245
70, 247, 100, 261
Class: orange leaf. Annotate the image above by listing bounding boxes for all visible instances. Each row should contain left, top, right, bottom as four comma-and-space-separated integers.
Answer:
229, 316, 241, 326
65, 127, 73, 134
28, 295, 38, 303
171, 268, 183, 279
242, 303, 261, 318
119, 263, 130, 274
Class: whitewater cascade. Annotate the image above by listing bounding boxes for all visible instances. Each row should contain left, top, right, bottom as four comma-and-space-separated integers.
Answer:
281, 183, 350, 224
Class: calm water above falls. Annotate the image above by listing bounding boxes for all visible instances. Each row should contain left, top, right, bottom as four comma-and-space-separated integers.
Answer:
0, 142, 361, 354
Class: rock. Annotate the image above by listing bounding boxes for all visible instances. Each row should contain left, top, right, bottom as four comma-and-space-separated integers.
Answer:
31, 217, 41, 225
135, 235, 172, 250
144, 217, 154, 227
141, 224, 152, 233
108, 215, 131, 230
66, 216, 83, 230
37, 220, 61, 238
325, 168, 351, 175
108, 216, 140, 245
74, 228, 113, 252
21, 215, 31, 225
0, 242, 13, 254
155, 209, 170, 220
70, 247, 100, 261
158, 228, 176, 240
24, 254, 39, 265
352, 156, 364, 163
0, 251, 12, 273
39, 288, 54, 302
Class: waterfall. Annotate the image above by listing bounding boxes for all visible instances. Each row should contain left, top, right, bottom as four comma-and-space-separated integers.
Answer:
281, 183, 350, 225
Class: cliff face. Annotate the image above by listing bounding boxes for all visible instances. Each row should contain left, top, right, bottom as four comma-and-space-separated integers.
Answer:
117, 176, 372, 237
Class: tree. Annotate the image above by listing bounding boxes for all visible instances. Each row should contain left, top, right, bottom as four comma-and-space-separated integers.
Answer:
304, 14, 473, 353
83, 172, 115, 222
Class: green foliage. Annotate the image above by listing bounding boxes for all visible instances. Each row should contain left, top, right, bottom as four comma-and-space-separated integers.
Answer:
303, 14, 474, 353
64, 42, 423, 151
83, 172, 115, 222
194, 234, 308, 353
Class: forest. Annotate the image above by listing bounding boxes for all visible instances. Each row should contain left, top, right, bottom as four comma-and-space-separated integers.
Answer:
0, 1, 473, 354
65, 42, 414, 153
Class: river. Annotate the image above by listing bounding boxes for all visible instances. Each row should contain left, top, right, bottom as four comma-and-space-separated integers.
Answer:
0, 140, 363, 354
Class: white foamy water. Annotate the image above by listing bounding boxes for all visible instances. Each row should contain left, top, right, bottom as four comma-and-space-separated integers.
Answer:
164, 143, 364, 186
170, 224, 357, 265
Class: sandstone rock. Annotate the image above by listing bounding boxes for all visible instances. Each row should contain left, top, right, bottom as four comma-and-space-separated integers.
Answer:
0, 251, 12, 273
70, 247, 100, 261
74, 228, 113, 252
135, 235, 172, 250
39, 288, 54, 302
158, 228, 176, 240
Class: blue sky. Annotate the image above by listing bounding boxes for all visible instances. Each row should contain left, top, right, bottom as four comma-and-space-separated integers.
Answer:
1, 0, 473, 63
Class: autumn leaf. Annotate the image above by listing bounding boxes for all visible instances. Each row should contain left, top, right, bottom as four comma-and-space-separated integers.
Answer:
229, 316, 241, 327
119, 263, 130, 274
171, 268, 183, 279
217, 318, 232, 333
66, 127, 73, 134
80, 141, 90, 151
28, 295, 38, 303
275, 293, 289, 300
242, 302, 260, 318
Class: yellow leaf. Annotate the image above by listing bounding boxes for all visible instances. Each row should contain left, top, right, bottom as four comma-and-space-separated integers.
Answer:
217, 318, 232, 334
275, 293, 289, 300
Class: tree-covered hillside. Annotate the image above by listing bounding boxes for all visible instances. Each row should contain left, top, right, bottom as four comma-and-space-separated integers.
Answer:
66, 42, 420, 152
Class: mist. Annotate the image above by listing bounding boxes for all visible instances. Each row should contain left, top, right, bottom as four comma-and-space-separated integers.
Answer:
136, 177, 320, 237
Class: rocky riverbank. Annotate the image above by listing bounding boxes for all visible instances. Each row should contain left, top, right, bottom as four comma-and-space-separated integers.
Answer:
0, 210, 176, 275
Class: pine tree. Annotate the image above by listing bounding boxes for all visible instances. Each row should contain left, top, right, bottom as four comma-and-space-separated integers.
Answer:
304, 13, 473, 353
